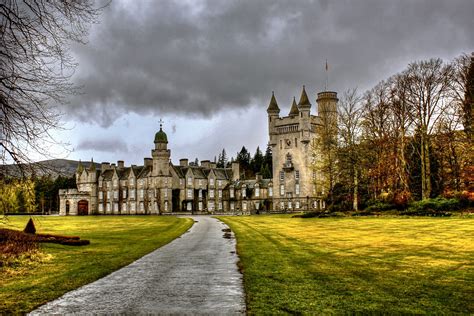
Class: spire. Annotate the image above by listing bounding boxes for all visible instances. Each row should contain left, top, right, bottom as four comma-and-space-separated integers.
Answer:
89, 158, 96, 171
298, 85, 311, 108
76, 160, 84, 174
267, 91, 280, 114
289, 96, 299, 116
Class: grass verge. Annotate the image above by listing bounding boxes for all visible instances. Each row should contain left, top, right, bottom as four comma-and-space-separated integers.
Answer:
218, 215, 474, 314
0, 215, 193, 314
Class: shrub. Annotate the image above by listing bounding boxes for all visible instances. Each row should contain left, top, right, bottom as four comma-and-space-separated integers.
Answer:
364, 201, 397, 213
402, 197, 465, 216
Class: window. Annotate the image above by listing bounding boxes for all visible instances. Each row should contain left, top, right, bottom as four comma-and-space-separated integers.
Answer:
209, 190, 214, 198
280, 201, 284, 210
130, 178, 135, 185
99, 204, 104, 213
139, 179, 144, 186
242, 188, 246, 198
187, 176, 192, 186
269, 187, 273, 197
312, 171, 316, 180
295, 170, 300, 180
107, 191, 111, 199
230, 202, 235, 211
295, 201, 300, 209
199, 179, 203, 186
210, 178, 215, 186
288, 201, 292, 209
139, 189, 144, 199
187, 202, 192, 211
122, 189, 127, 199
131, 202, 136, 212
139, 202, 144, 212
99, 191, 103, 200
114, 203, 119, 212
148, 190, 153, 198
164, 201, 168, 211
106, 203, 111, 213
208, 201, 214, 211
280, 171, 284, 181
198, 190, 202, 198
230, 188, 234, 198
219, 201, 223, 210
280, 139, 282, 149
187, 189, 193, 199
113, 179, 118, 187
243, 202, 247, 211
131, 189, 136, 199
122, 202, 127, 212
280, 184, 285, 196
114, 191, 118, 199
218, 190, 222, 199
180, 179, 184, 186
255, 186, 260, 197
295, 138, 297, 147
218, 180, 222, 187
198, 201, 203, 211
295, 183, 300, 195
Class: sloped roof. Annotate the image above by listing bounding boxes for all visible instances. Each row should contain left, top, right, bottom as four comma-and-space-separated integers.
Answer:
101, 169, 114, 181
266, 91, 280, 113
289, 96, 299, 116
298, 85, 311, 107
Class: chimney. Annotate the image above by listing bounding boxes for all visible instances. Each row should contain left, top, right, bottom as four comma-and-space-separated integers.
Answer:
232, 162, 240, 181
201, 160, 211, 168
144, 158, 153, 167
101, 162, 110, 172
180, 158, 189, 167
210, 162, 217, 169
117, 160, 124, 169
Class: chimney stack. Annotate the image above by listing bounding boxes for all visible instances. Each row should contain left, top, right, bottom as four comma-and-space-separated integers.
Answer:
101, 162, 110, 172
117, 160, 124, 169
180, 158, 189, 167
201, 160, 211, 168
232, 162, 240, 181
144, 158, 153, 167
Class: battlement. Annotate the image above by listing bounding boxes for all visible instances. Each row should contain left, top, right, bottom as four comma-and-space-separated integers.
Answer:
316, 91, 338, 101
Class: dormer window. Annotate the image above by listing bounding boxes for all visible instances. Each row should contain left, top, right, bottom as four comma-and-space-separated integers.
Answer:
187, 176, 192, 186
210, 178, 215, 186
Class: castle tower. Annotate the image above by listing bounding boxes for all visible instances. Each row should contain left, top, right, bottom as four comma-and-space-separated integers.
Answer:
316, 91, 338, 141
298, 85, 312, 143
267, 91, 280, 148
152, 124, 171, 177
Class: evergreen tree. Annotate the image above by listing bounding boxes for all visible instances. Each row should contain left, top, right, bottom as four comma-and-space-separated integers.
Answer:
236, 146, 251, 178
217, 149, 228, 168
264, 145, 273, 176
251, 147, 264, 174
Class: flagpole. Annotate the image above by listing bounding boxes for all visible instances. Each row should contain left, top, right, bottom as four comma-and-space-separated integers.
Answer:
325, 59, 328, 91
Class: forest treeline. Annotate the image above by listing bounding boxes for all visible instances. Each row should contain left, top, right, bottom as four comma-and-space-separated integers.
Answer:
315, 54, 473, 212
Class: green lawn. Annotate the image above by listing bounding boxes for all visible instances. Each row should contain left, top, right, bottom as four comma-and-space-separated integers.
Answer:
0, 215, 193, 314
218, 215, 474, 314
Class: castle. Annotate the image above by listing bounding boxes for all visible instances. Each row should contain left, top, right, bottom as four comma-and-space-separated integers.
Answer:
59, 86, 338, 215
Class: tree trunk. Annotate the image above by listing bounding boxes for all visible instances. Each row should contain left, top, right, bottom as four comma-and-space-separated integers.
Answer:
353, 167, 359, 211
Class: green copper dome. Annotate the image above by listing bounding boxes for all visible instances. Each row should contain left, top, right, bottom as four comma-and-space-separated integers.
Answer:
154, 127, 168, 143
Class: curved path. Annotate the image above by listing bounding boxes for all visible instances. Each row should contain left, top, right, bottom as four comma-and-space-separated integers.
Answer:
31, 216, 245, 315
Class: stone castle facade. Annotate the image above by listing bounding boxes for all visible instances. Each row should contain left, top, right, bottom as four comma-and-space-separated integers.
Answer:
59, 86, 338, 215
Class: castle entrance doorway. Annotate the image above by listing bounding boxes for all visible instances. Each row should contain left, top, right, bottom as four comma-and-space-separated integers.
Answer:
66, 201, 70, 215
78, 200, 89, 215
172, 189, 180, 212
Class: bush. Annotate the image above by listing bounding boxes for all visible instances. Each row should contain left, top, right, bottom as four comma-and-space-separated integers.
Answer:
402, 197, 464, 216
364, 201, 397, 213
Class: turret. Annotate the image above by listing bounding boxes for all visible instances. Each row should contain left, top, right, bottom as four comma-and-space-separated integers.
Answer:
317, 91, 338, 136
288, 97, 299, 117
298, 86, 312, 143
267, 91, 280, 147
152, 123, 171, 176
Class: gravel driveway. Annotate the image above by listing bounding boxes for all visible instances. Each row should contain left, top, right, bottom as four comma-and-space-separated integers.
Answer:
30, 216, 245, 315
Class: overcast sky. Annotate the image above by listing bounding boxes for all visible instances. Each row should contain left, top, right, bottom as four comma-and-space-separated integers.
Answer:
54, 0, 474, 166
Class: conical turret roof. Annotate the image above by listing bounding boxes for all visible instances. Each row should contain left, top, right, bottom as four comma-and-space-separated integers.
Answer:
76, 160, 84, 173
298, 85, 311, 108
89, 158, 96, 171
266, 91, 280, 113
289, 97, 299, 116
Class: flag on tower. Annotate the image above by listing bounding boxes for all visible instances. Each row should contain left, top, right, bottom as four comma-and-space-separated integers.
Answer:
325, 59, 328, 71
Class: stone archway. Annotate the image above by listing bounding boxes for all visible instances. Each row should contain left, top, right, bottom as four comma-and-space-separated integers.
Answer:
78, 200, 89, 216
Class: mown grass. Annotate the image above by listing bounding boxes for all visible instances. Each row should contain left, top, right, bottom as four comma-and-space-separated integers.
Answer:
0, 215, 193, 314
218, 215, 474, 314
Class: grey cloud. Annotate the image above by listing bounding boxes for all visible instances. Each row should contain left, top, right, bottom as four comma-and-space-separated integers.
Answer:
67, 0, 474, 126
77, 138, 129, 153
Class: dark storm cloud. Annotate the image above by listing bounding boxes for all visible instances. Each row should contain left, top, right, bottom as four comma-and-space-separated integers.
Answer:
68, 0, 474, 126
77, 138, 128, 153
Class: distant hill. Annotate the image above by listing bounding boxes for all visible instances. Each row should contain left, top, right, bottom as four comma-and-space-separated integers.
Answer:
0, 159, 101, 178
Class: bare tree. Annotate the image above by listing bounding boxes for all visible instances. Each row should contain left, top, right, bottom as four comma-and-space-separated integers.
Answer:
338, 88, 363, 211
403, 58, 453, 199
0, 0, 106, 177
